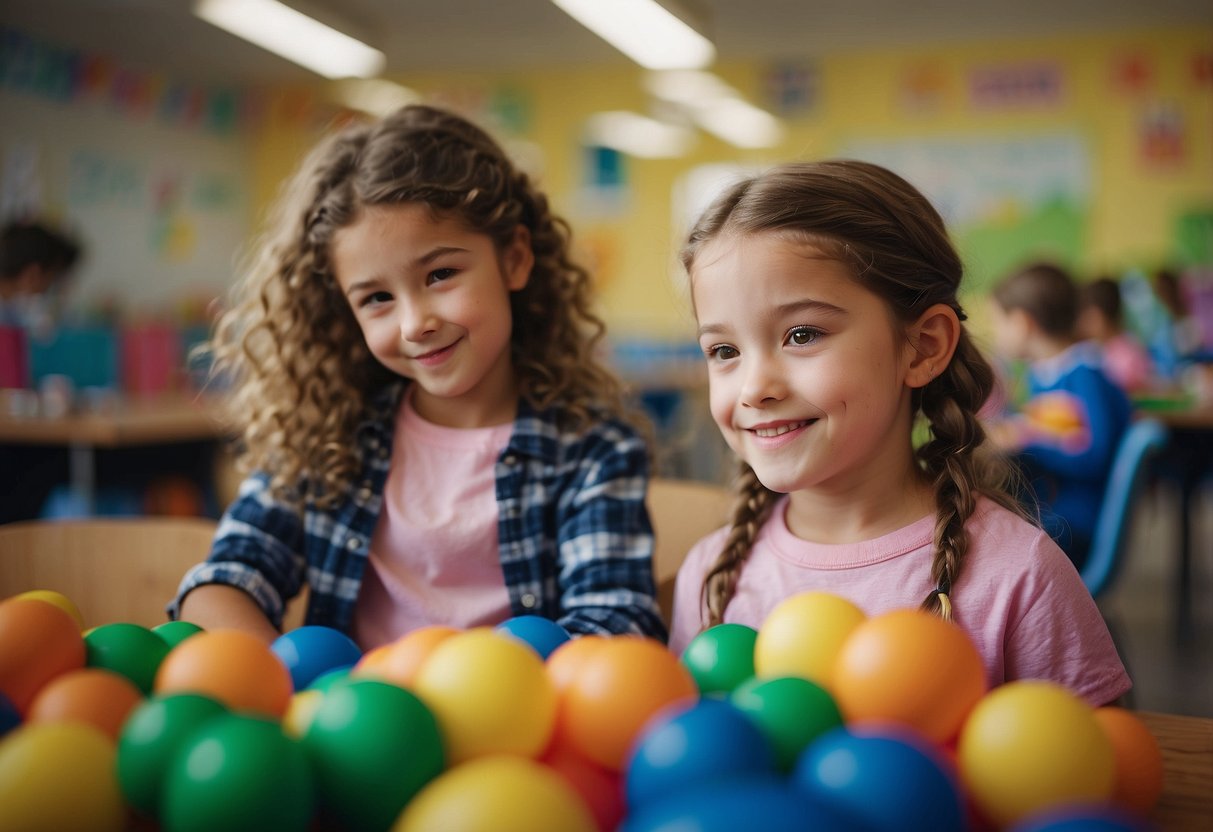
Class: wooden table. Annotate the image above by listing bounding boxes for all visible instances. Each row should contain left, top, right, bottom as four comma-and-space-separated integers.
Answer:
1140, 710, 1213, 830
0, 394, 226, 514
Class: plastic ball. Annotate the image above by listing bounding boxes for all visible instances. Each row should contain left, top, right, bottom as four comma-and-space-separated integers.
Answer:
831, 608, 986, 743
394, 754, 597, 832
681, 623, 758, 695
162, 712, 314, 832
753, 591, 866, 686
0, 690, 20, 737
958, 681, 1116, 827
13, 589, 84, 629
271, 625, 363, 691
1093, 706, 1165, 815
351, 624, 457, 687
620, 776, 854, 832
28, 667, 144, 740
116, 692, 227, 817
308, 665, 354, 692
301, 678, 445, 831
154, 628, 293, 718
541, 739, 626, 832
411, 627, 556, 763
1010, 805, 1155, 831
496, 614, 572, 659
546, 634, 609, 693
729, 675, 843, 771
85, 622, 172, 694
282, 688, 324, 738
625, 697, 776, 809
0, 721, 125, 831
153, 620, 204, 648
792, 726, 966, 832
559, 636, 698, 772
0, 596, 86, 714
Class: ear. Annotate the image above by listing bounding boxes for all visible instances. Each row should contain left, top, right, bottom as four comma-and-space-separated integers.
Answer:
905, 303, 961, 389
501, 224, 534, 291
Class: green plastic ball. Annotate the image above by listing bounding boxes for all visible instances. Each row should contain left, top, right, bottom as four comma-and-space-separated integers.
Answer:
161, 713, 314, 832
730, 675, 844, 771
85, 622, 172, 694
308, 665, 353, 693
116, 693, 227, 817
301, 679, 445, 831
153, 620, 204, 649
681, 623, 759, 695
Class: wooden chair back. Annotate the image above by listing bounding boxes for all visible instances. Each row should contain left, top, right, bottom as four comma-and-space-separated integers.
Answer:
648, 477, 733, 624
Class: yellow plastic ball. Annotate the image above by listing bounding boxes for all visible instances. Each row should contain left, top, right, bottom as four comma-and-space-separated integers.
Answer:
393, 754, 596, 832
13, 590, 84, 630
282, 688, 325, 738
411, 628, 556, 764
753, 591, 866, 686
958, 681, 1115, 827
0, 721, 125, 831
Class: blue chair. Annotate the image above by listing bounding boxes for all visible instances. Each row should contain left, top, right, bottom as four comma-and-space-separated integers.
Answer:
1080, 418, 1169, 599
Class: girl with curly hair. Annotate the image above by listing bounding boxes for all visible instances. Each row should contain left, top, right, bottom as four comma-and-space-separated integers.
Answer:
668, 161, 1128, 706
172, 105, 665, 646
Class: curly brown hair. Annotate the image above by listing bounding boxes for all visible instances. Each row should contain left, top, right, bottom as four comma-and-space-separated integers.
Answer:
207, 105, 632, 506
681, 160, 1025, 625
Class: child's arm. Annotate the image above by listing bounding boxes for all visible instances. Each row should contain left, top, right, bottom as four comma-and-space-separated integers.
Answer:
177, 584, 281, 644
1017, 367, 1130, 482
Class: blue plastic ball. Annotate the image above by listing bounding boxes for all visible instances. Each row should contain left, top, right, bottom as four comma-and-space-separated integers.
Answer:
792, 727, 965, 832
271, 626, 363, 691
0, 691, 21, 737
494, 615, 571, 660
1010, 806, 1155, 832
621, 776, 855, 832
625, 697, 775, 810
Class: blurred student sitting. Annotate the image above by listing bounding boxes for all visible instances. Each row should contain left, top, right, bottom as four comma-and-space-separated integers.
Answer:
0, 218, 82, 332
1077, 276, 1156, 394
985, 261, 1131, 571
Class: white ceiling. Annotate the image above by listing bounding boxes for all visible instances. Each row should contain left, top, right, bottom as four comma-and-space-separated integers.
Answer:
2, 0, 1210, 87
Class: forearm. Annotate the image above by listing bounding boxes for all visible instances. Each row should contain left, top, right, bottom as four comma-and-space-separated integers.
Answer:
177, 584, 281, 645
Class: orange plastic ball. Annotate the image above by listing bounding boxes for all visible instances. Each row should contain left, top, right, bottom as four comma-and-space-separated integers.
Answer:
1094, 706, 1165, 815
28, 667, 144, 741
13, 590, 84, 630
831, 608, 986, 744
547, 635, 609, 694
0, 597, 86, 715
559, 636, 698, 772
353, 625, 459, 688
155, 629, 293, 718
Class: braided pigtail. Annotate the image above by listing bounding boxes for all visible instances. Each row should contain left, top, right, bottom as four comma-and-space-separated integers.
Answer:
702, 463, 779, 627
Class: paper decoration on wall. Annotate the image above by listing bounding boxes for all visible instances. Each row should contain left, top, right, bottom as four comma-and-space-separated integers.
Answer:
1110, 54, 1153, 95
576, 145, 629, 219
0, 26, 259, 135
1192, 52, 1213, 87
766, 62, 818, 116
899, 63, 950, 114
969, 61, 1063, 109
1139, 101, 1186, 167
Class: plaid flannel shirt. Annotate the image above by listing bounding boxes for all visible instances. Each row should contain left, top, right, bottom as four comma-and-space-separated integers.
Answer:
169, 383, 667, 641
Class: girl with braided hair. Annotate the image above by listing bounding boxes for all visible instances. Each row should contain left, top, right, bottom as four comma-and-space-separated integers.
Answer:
172, 104, 665, 646
668, 161, 1127, 705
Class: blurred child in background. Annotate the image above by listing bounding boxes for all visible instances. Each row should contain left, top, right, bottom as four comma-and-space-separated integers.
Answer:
0, 219, 82, 331
987, 262, 1131, 570
1077, 276, 1155, 394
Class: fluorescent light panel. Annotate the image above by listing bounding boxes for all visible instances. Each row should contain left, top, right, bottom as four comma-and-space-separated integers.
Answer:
647, 70, 784, 149
194, 0, 385, 79
330, 79, 420, 117
585, 111, 694, 158
551, 0, 714, 70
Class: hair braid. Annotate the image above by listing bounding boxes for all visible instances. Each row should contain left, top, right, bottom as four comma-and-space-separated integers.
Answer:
703, 463, 779, 626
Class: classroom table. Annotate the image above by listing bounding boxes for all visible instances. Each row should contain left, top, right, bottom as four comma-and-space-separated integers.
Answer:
1140, 710, 1213, 830
0, 394, 226, 514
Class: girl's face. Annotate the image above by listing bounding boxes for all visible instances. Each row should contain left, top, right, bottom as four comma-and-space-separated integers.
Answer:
691, 232, 920, 497
331, 203, 533, 428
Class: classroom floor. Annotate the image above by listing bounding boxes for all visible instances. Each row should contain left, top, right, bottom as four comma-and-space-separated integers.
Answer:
1099, 480, 1213, 718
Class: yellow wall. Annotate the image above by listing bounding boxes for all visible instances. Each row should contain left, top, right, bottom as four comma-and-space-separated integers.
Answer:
252, 26, 1213, 343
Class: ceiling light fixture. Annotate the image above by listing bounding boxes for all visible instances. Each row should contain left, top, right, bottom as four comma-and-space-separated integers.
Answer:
585, 111, 695, 158
329, 79, 420, 117
647, 69, 785, 149
550, 0, 714, 70
193, 0, 385, 79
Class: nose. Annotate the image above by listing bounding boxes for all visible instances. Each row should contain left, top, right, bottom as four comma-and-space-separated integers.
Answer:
397, 298, 438, 342
739, 352, 786, 407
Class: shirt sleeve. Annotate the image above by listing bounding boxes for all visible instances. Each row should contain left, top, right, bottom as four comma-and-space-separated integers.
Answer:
553, 426, 668, 642
1002, 541, 1133, 706
668, 530, 726, 655
165, 472, 308, 629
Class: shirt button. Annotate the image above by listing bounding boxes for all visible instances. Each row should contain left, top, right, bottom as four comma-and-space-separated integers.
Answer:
502, 453, 518, 466
346, 537, 362, 551
357, 482, 373, 502
520, 593, 537, 608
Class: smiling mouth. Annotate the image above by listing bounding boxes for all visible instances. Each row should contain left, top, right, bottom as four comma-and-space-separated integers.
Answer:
751, 420, 815, 437
414, 341, 457, 362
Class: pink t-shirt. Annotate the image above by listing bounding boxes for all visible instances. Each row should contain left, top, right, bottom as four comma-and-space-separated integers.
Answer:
351, 396, 514, 650
670, 496, 1130, 706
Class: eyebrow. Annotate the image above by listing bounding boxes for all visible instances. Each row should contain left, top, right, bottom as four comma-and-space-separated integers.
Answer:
697, 298, 846, 337
343, 245, 471, 295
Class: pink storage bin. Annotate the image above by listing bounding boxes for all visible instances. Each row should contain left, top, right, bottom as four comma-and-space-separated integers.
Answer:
121, 322, 183, 397
0, 325, 29, 388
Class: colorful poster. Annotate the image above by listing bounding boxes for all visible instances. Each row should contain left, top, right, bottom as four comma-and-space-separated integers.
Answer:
969, 62, 1063, 109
